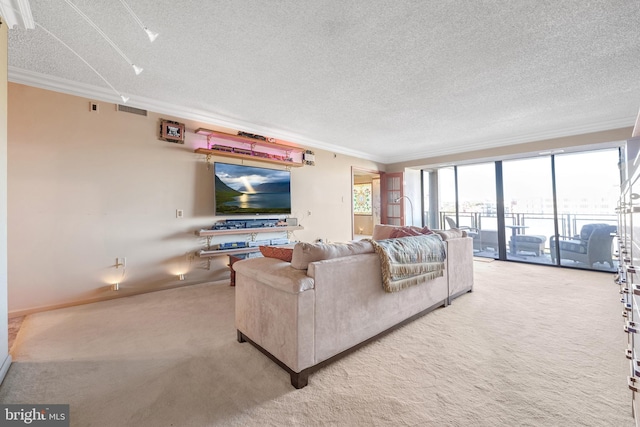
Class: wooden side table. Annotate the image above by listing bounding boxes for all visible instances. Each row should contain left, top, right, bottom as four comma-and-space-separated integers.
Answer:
228, 252, 263, 286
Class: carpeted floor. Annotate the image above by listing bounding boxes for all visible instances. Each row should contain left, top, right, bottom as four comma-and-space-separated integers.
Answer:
0, 260, 633, 426
7, 316, 24, 353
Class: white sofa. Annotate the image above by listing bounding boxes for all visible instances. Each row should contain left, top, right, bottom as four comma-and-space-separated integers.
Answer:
234, 226, 474, 388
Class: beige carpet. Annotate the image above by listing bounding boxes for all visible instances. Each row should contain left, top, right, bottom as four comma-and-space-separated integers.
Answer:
0, 261, 633, 427
7, 316, 24, 352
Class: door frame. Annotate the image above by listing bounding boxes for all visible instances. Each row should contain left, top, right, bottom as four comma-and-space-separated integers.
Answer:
380, 171, 404, 226
351, 167, 383, 239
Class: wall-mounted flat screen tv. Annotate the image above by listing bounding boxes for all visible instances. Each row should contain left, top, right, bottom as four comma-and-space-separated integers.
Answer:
214, 162, 291, 215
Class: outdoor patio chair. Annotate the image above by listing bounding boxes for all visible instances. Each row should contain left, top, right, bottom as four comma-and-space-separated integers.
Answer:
444, 216, 478, 233
549, 223, 617, 268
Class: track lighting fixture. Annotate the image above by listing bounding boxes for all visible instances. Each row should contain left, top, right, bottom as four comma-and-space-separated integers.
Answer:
63, 0, 143, 75
118, 0, 159, 42
144, 27, 159, 42
35, 22, 130, 103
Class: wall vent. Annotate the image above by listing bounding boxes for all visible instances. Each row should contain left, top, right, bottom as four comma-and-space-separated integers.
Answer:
117, 104, 148, 116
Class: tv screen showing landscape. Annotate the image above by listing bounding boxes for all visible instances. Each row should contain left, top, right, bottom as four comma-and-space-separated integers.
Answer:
214, 162, 291, 215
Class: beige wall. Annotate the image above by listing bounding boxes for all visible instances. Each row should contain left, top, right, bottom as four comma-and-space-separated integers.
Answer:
8, 83, 633, 316
7, 83, 383, 315
1, 21, 11, 382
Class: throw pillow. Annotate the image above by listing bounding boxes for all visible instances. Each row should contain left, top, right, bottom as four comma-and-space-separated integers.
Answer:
389, 226, 434, 238
259, 246, 294, 262
372, 224, 400, 240
389, 226, 422, 238
421, 226, 434, 235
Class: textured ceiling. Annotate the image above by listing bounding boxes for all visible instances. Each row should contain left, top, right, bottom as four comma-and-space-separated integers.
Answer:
6, 0, 640, 163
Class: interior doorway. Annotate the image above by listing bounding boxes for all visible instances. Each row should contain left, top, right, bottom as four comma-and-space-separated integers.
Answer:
352, 167, 382, 240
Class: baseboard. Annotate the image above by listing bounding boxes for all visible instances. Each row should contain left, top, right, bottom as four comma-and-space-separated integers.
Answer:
9, 279, 229, 318
0, 353, 12, 385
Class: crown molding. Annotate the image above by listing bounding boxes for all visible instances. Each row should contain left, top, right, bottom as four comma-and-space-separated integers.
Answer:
7, 67, 384, 163
384, 116, 636, 164
9, 67, 634, 167
0, 0, 34, 30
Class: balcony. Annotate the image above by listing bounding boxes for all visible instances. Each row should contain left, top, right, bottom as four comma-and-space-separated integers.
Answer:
440, 211, 618, 272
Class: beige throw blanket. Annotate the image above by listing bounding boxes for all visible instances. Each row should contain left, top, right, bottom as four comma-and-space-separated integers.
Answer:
367, 234, 446, 293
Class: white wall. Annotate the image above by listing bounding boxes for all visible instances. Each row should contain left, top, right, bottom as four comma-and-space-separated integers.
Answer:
0, 21, 11, 383
7, 83, 383, 315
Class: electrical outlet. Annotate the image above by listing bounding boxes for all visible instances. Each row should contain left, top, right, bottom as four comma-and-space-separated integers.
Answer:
89, 102, 99, 113
176, 209, 184, 218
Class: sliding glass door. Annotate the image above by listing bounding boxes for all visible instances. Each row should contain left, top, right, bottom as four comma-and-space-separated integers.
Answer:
553, 150, 619, 271
457, 163, 497, 258
429, 147, 620, 271
502, 157, 555, 264
437, 167, 456, 229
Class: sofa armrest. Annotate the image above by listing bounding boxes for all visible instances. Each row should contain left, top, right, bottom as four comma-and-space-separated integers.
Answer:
234, 257, 315, 373
445, 237, 474, 299
233, 257, 314, 294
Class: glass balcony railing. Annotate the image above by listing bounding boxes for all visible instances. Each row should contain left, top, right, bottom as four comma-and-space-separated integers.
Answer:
439, 211, 618, 272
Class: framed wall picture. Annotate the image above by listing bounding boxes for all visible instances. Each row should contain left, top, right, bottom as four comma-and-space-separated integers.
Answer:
353, 183, 373, 215
159, 119, 185, 144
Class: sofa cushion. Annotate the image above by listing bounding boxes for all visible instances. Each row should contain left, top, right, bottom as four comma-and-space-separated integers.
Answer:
259, 245, 294, 262
558, 239, 587, 254
513, 235, 546, 244
291, 240, 374, 270
434, 228, 467, 240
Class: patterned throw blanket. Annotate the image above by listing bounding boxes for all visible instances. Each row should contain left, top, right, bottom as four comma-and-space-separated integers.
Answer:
367, 234, 446, 293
